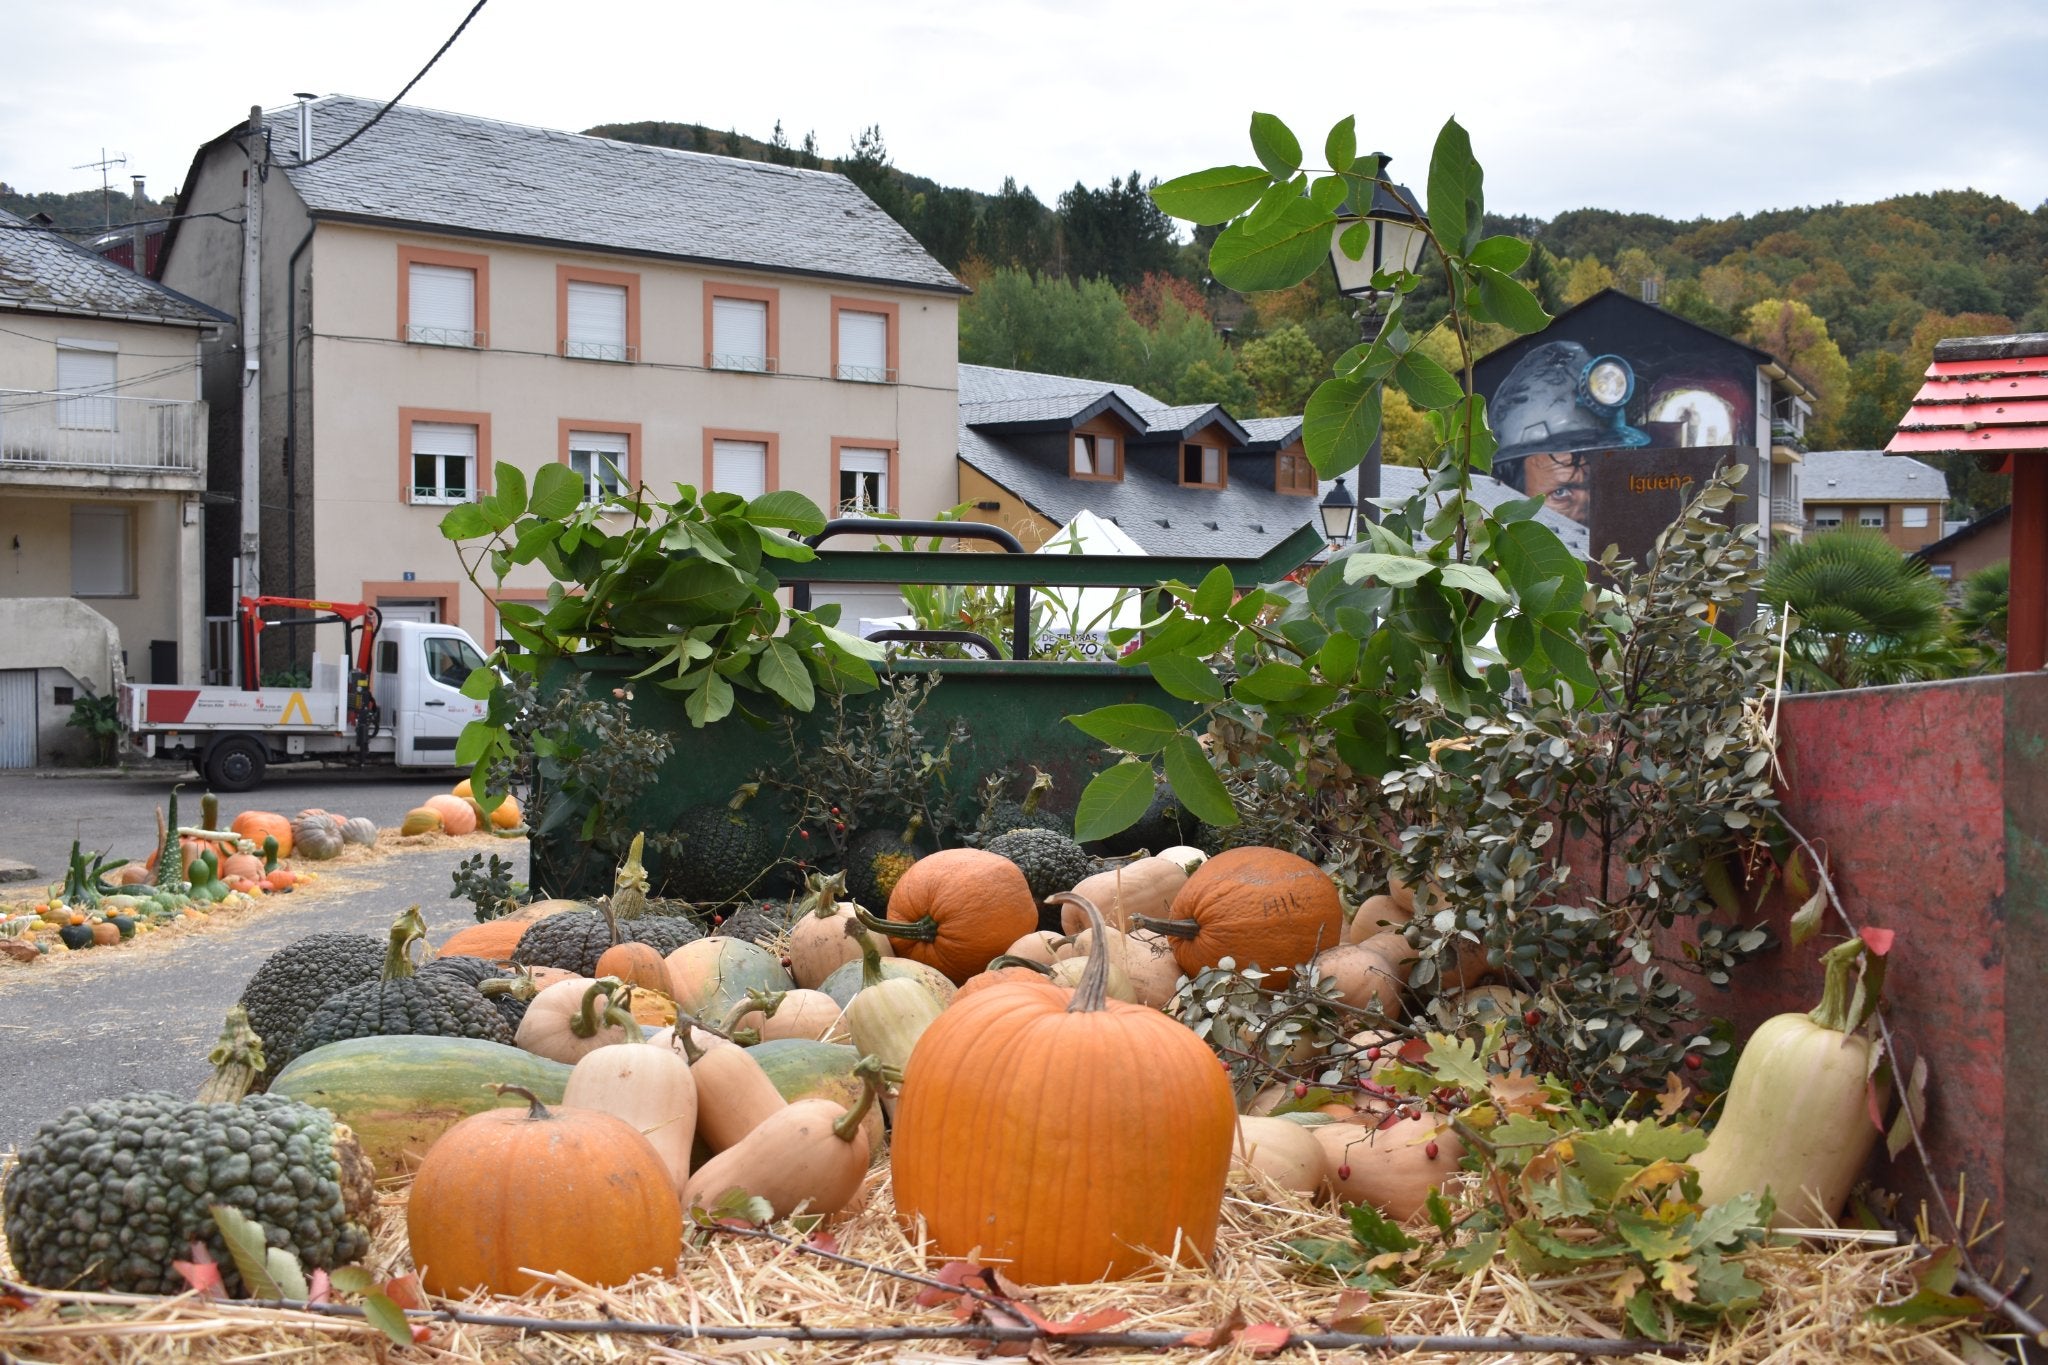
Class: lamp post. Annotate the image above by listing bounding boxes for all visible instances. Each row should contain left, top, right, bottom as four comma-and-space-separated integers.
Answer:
1327, 157, 1428, 522
1319, 475, 1358, 551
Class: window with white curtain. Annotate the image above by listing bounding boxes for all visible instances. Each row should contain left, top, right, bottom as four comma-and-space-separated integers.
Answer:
71, 505, 133, 596
564, 281, 629, 361
568, 429, 630, 503
411, 421, 479, 503
56, 344, 117, 430
711, 438, 768, 498
838, 447, 890, 512
836, 309, 890, 382
710, 296, 770, 371
407, 263, 478, 346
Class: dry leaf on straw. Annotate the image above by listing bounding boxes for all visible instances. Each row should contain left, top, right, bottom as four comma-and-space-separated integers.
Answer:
1656, 1071, 1691, 1119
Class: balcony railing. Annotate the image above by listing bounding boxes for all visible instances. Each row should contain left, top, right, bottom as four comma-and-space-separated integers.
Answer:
1770, 495, 1803, 525
0, 391, 204, 475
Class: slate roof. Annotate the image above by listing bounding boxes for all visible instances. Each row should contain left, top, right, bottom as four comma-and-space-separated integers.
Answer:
0, 208, 229, 327
958, 363, 1158, 412
222, 96, 964, 294
1240, 416, 1303, 450
1801, 449, 1949, 504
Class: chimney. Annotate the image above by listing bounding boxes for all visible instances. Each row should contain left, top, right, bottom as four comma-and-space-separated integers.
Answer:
294, 93, 317, 160
129, 175, 147, 276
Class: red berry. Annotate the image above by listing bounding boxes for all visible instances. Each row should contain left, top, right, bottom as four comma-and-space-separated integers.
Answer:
1292, 1081, 1309, 1098
1365, 1046, 1382, 1061
1684, 1053, 1703, 1071
1425, 1141, 1440, 1159
1523, 1009, 1542, 1028
1337, 1164, 1352, 1180
799, 829, 810, 839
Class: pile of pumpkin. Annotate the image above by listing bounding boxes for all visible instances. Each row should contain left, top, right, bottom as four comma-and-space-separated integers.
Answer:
399, 780, 523, 838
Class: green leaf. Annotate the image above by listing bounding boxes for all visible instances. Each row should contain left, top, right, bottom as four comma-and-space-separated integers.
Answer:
685, 671, 734, 727
1867, 1249, 1987, 1325
1624, 1289, 1670, 1342
1494, 519, 1586, 605
1425, 116, 1482, 255
1308, 174, 1349, 215
208, 1204, 283, 1299
529, 461, 586, 518
623, 558, 753, 627
327, 1265, 374, 1295
1163, 733, 1238, 827
1343, 553, 1433, 588
1317, 631, 1360, 684
1233, 661, 1314, 701
458, 665, 499, 699
1685, 1193, 1767, 1252
1073, 761, 1160, 843
1789, 890, 1827, 946
1145, 653, 1226, 704
1438, 563, 1509, 604
438, 503, 495, 541
1467, 235, 1531, 272
1209, 197, 1337, 293
1474, 265, 1550, 334
1151, 165, 1274, 225
1442, 1230, 1501, 1276
1249, 111, 1303, 177
360, 1291, 415, 1348
1345, 1202, 1420, 1255
482, 462, 528, 532
1302, 370, 1381, 477
1191, 562, 1235, 618
1393, 349, 1465, 410
757, 639, 815, 711
747, 489, 828, 536
1422, 1032, 1489, 1089
1614, 1211, 1691, 1261
818, 624, 886, 662
1576, 1118, 1708, 1166
1323, 115, 1357, 176
1425, 1189, 1455, 1240
1066, 702, 1181, 755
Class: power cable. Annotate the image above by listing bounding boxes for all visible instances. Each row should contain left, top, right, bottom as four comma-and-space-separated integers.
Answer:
274, 0, 491, 169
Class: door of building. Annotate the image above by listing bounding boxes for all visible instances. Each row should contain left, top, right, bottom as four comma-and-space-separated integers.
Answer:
0, 670, 37, 769
376, 599, 441, 625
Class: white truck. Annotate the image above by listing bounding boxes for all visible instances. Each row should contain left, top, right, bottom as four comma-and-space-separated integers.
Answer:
118, 596, 492, 791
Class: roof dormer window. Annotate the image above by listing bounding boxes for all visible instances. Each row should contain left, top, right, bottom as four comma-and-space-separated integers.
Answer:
1275, 447, 1318, 495
1180, 441, 1225, 489
1072, 431, 1121, 481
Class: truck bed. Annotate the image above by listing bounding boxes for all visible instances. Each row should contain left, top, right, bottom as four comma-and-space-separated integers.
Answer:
121, 682, 346, 733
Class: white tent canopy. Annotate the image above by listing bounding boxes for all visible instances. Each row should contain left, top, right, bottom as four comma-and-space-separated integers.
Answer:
1033, 509, 1148, 643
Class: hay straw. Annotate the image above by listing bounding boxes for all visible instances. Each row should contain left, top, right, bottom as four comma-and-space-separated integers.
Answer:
0, 1166, 1985, 1364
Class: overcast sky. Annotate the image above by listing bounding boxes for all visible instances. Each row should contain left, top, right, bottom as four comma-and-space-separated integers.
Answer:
6, 0, 2044, 226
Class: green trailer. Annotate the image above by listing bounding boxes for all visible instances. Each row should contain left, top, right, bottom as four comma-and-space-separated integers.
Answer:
527, 519, 1323, 898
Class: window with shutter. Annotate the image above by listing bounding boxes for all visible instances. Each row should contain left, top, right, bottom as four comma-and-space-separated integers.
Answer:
564, 281, 630, 361
568, 429, 631, 503
56, 345, 117, 430
836, 310, 891, 382
838, 446, 891, 512
408, 263, 478, 346
410, 421, 479, 503
70, 505, 133, 596
711, 297, 770, 371
711, 438, 769, 498
1859, 508, 1887, 529
1902, 506, 1930, 528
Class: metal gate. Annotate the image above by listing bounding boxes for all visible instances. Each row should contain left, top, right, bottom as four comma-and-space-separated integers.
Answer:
0, 670, 36, 768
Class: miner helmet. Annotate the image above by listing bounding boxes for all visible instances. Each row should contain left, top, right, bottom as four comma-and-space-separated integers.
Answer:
1490, 342, 1645, 487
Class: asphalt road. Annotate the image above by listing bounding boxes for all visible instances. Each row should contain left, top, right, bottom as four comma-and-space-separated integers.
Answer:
0, 768, 525, 1153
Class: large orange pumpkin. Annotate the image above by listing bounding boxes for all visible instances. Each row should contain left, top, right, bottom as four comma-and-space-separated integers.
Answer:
406, 1086, 680, 1297
871, 848, 1038, 984
424, 793, 478, 836
595, 940, 672, 995
230, 810, 293, 860
1137, 846, 1345, 980
891, 893, 1235, 1283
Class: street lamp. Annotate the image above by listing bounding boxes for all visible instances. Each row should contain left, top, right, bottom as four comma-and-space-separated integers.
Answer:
1327, 156, 1429, 307
1320, 476, 1358, 547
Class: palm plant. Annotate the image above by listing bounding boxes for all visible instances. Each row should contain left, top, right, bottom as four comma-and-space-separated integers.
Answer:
1761, 529, 1966, 688
1952, 560, 2009, 670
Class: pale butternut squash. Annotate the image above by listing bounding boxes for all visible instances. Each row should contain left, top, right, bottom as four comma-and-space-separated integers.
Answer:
841, 923, 945, 1076
1314, 1116, 1464, 1222
682, 1059, 883, 1220
677, 1021, 786, 1153
726, 988, 846, 1044
515, 977, 633, 1065
1048, 952, 1134, 1002
1002, 929, 1068, 967
562, 1008, 697, 1193
1345, 894, 1411, 942
784, 871, 887, 990
1232, 1116, 1327, 1195
1310, 941, 1409, 1017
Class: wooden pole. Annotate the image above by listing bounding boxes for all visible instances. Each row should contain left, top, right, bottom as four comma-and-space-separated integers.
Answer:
2011, 457, 2046, 672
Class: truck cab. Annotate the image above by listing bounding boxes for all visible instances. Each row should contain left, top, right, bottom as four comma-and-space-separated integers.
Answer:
372, 621, 492, 767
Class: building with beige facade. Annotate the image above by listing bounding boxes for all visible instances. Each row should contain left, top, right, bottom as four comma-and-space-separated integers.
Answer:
158, 96, 965, 664
1797, 449, 1949, 554
0, 208, 226, 765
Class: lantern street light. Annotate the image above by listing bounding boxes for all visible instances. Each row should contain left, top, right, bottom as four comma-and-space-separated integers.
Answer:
1319, 475, 1358, 547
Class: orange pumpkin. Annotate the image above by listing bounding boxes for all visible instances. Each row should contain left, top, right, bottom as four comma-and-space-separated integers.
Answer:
488, 794, 523, 830
891, 893, 1236, 1283
406, 1086, 681, 1297
1137, 846, 1345, 981
424, 793, 478, 836
438, 914, 537, 961
261, 868, 298, 892
953, 962, 1063, 1004
595, 940, 672, 994
230, 810, 293, 860
872, 848, 1038, 984
221, 852, 265, 883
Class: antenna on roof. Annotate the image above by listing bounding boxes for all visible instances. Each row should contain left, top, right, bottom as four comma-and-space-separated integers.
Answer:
72, 148, 127, 232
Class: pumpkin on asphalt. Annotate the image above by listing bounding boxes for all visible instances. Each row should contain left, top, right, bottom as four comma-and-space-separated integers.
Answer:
423, 793, 478, 837
291, 813, 345, 861
230, 810, 293, 859
406, 1085, 681, 1297
891, 892, 1235, 1284
1134, 846, 1345, 981
400, 807, 444, 837
864, 847, 1038, 984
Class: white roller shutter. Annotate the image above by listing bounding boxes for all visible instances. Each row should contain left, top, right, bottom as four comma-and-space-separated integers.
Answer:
410, 421, 478, 502
711, 297, 769, 370
836, 309, 889, 381
56, 346, 117, 430
70, 505, 132, 596
711, 439, 768, 498
565, 281, 628, 359
408, 263, 476, 344
411, 421, 477, 459
568, 428, 631, 499
838, 446, 890, 511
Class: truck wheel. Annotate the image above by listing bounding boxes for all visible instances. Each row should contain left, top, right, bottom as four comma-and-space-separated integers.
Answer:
204, 736, 268, 792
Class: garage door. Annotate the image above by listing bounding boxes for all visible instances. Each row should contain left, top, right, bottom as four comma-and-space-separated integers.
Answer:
0, 670, 36, 768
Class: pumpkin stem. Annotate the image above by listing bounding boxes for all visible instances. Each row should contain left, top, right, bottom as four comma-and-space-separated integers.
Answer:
986, 954, 1055, 975
1128, 912, 1198, 940
1021, 767, 1052, 818
727, 782, 760, 812
851, 904, 937, 945
600, 1002, 647, 1044
383, 907, 427, 980
491, 1082, 551, 1121
1810, 936, 1885, 1034
1048, 893, 1113, 1013
722, 989, 785, 1035
846, 919, 898, 986
196, 1005, 266, 1105
570, 978, 624, 1039
833, 1055, 887, 1143
612, 832, 650, 923
801, 870, 849, 920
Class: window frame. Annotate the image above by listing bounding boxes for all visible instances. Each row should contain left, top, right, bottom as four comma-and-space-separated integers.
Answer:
1901, 505, 1930, 529
1069, 426, 1124, 482
1274, 444, 1318, 496
829, 296, 900, 383
70, 503, 134, 598
830, 437, 900, 515
1179, 440, 1228, 489
1858, 507, 1888, 529
701, 427, 780, 497
361, 580, 463, 626
55, 340, 119, 431
1808, 506, 1843, 530
556, 264, 640, 362
557, 419, 642, 506
396, 244, 490, 348
703, 282, 780, 373
398, 407, 492, 507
